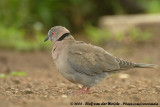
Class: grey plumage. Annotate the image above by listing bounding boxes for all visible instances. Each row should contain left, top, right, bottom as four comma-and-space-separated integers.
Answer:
134, 63, 157, 68
44, 26, 157, 92
68, 41, 120, 76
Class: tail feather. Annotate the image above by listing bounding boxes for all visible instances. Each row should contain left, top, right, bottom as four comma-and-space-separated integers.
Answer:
134, 63, 157, 68
116, 57, 157, 69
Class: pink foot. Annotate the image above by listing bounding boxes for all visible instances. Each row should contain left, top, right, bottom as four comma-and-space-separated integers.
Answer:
70, 86, 92, 95
84, 87, 92, 94
74, 86, 86, 94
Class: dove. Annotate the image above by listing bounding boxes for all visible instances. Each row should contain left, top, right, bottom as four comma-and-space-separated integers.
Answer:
44, 26, 157, 94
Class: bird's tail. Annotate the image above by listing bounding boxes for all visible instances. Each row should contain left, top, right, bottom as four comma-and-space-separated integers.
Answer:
134, 63, 158, 68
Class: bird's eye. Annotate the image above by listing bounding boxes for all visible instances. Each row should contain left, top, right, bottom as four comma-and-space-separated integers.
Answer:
51, 32, 55, 36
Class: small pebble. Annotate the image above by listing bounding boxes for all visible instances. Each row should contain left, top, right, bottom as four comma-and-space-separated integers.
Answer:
119, 74, 129, 79
77, 85, 82, 88
138, 88, 143, 91
93, 90, 98, 93
67, 86, 72, 89
118, 91, 121, 94
155, 86, 160, 89
102, 89, 111, 92
112, 86, 119, 89
13, 79, 20, 84
129, 85, 136, 88
62, 95, 67, 98
44, 95, 48, 98
25, 88, 34, 94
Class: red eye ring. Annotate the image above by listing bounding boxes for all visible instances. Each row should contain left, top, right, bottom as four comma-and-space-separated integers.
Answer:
51, 32, 55, 36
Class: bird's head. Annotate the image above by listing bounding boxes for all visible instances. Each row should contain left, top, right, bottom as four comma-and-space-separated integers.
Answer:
44, 26, 70, 43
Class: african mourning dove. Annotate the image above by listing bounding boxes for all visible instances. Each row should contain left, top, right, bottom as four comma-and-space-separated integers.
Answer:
44, 26, 157, 94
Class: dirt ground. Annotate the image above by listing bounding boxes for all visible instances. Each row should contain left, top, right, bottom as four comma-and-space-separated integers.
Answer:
0, 39, 160, 107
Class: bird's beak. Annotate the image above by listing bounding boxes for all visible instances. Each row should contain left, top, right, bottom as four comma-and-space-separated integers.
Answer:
44, 36, 49, 42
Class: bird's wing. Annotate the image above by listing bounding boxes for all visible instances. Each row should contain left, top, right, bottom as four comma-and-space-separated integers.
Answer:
67, 41, 120, 76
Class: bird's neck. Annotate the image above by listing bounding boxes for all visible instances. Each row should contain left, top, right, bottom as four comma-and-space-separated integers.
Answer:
64, 35, 75, 41
53, 34, 75, 46
57, 33, 74, 41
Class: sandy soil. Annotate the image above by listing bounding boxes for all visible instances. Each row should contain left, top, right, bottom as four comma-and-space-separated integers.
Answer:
0, 41, 160, 107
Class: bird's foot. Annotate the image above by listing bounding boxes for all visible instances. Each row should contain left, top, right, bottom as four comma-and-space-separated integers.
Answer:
84, 87, 92, 94
70, 86, 92, 95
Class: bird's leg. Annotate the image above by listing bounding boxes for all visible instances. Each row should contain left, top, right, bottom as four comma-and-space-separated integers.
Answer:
76, 87, 92, 94
70, 86, 92, 95
70, 86, 86, 95
83, 87, 92, 94
75, 86, 86, 94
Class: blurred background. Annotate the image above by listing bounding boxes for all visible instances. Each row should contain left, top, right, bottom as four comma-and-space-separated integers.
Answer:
0, 0, 160, 106
0, 0, 160, 51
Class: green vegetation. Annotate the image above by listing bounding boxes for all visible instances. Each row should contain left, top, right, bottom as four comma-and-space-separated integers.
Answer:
129, 28, 153, 43
1, 0, 160, 32
0, 0, 159, 51
0, 71, 27, 79
143, 56, 152, 63
0, 26, 51, 51
10, 71, 27, 76
85, 24, 111, 44
141, 0, 160, 13
0, 74, 7, 79
85, 25, 153, 45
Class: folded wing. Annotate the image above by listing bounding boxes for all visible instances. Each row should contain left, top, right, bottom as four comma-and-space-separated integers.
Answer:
67, 41, 120, 76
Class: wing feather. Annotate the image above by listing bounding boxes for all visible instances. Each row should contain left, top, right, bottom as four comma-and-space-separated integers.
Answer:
67, 42, 120, 76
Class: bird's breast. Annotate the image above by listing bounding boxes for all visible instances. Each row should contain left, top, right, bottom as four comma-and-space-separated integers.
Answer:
52, 49, 76, 83
52, 45, 68, 72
